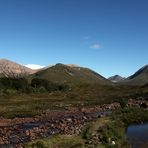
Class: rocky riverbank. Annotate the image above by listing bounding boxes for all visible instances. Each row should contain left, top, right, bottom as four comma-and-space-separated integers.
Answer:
0, 98, 146, 148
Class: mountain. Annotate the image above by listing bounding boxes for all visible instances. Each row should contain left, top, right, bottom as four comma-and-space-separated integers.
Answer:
108, 75, 125, 83
31, 63, 111, 85
121, 65, 148, 85
0, 59, 35, 78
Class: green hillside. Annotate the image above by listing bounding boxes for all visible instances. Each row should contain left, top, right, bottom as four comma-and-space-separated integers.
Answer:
121, 65, 148, 85
30, 63, 111, 85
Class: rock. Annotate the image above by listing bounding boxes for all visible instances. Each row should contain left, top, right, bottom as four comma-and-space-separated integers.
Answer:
112, 141, 116, 145
67, 118, 72, 122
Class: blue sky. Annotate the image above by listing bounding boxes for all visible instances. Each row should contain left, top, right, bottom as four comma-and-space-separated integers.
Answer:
0, 0, 148, 77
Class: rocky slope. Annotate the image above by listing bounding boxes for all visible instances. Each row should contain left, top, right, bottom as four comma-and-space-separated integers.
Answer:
0, 59, 35, 78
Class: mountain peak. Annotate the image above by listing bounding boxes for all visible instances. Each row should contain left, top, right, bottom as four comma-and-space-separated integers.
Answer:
54, 63, 80, 68
32, 63, 111, 85
55, 63, 63, 66
0, 59, 35, 78
108, 75, 125, 83
0, 58, 13, 62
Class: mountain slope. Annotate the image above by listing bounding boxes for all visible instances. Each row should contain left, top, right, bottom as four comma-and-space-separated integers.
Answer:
31, 63, 111, 85
121, 65, 148, 85
0, 59, 35, 78
108, 75, 125, 83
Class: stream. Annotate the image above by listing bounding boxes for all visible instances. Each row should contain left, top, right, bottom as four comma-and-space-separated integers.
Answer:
126, 123, 148, 148
0, 111, 111, 147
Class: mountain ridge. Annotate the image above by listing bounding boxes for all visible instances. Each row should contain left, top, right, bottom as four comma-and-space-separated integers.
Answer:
1, 58, 148, 86
120, 65, 148, 85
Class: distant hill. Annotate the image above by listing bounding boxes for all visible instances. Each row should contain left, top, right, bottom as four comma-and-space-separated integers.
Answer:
108, 75, 125, 83
1, 59, 148, 86
121, 65, 148, 85
0, 59, 35, 78
30, 63, 111, 85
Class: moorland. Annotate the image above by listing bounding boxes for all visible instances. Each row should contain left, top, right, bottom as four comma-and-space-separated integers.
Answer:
0, 59, 148, 147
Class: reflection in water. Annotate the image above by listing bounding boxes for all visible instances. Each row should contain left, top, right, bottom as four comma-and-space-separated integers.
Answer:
126, 123, 148, 148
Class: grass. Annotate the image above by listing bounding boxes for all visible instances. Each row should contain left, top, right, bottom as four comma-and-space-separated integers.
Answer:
0, 84, 148, 118
111, 107, 148, 126
24, 135, 84, 148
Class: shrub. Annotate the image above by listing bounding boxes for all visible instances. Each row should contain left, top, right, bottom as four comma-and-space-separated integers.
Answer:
0, 78, 29, 93
32, 140, 48, 148
31, 78, 49, 89
118, 98, 128, 108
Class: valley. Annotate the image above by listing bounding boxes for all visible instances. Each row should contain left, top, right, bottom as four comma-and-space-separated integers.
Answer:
0, 59, 148, 148
1, 0, 148, 147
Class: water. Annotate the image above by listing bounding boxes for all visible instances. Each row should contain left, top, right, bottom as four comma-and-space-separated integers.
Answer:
22, 122, 41, 130
126, 123, 148, 148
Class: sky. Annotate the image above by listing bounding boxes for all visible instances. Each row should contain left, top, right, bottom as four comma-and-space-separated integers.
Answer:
0, 0, 148, 78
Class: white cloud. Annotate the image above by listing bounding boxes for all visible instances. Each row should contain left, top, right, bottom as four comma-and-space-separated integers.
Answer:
25, 64, 45, 70
90, 43, 101, 49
